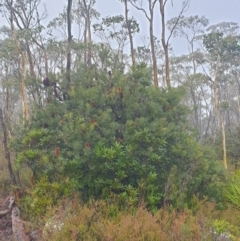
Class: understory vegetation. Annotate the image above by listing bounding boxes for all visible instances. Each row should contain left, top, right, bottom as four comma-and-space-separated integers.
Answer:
0, 0, 240, 240
4, 67, 240, 240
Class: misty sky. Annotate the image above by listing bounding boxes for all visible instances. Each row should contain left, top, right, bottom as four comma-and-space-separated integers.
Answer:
41, 0, 240, 24
40, 0, 240, 54
1, 0, 240, 55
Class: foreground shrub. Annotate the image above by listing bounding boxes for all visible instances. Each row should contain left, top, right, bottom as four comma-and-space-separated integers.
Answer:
19, 176, 71, 219
42, 198, 240, 241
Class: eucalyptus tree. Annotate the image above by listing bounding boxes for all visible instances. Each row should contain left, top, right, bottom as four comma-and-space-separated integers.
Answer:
0, 0, 51, 116
47, 8, 71, 76
78, 0, 99, 67
167, 15, 209, 136
0, 0, 47, 80
93, 14, 139, 71
203, 26, 240, 169
0, 0, 35, 120
167, 15, 209, 74
0, 28, 24, 186
135, 45, 152, 65
129, 0, 159, 87
118, 0, 137, 66
0, 108, 17, 185
66, 0, 73, 83
0, 27, 21, 120
159, 0, 190, 88
205, 22, 240, 130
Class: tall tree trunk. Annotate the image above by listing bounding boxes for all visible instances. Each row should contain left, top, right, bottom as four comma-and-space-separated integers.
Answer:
213, 55, 227, 169
26, 40, 36, 79
43, 46, 49, 76
25, 39, 42, 105
124, 0, 135, 66
11, 23, 29, 120
0, 108, 17, 185
190, 88, 199, 132
66, 0, 73, 83
7, 0, 29, 120
87, 13, 92, 67
159, 0, 189, 88
150, 19, 158, 87
82, 0, 92, 68
159, 0, 170, 88
84, 17, 87, 66
129, 0, 158, 86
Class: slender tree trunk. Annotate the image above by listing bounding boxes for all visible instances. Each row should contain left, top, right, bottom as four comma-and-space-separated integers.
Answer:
7, 0, 29, 120
4, 66, 14, 133
11, 23, 29, 120
190, 88, 199, 131
43, 47, 49, 76
191, 42, 196, 74
66, 0, 73, 82
26, 40, 35, 79
213, 55, 227, 169
87, 13, 92, 67
82, 0, 92, 68
129, 0, 158, 86
150, 20, 158, 87
159, 0, 170, 88
84, 18, 87, 65
25, 39, 43, 105
0, 108, 17, 185
164, 44, 170, 87
7, 1, 29, 120
124, 0, 135, 66
6, 0, 29, 120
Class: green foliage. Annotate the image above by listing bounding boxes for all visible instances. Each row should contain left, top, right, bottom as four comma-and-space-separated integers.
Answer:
203, 31, 240, 61
213, 219, 239, 240
203, 31, 224, 57
225, 170, 240, 210
224, 130, 240, 168
13, 127, 62, 180
13, 67, 225, 210
19, 176, 70, 218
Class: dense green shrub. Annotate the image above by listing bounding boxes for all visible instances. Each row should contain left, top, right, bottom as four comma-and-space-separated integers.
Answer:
13, 66, 226, 210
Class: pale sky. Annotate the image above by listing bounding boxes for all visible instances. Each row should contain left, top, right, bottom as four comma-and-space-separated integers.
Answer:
1, 0, 240, 55
40, 0, 240, 54
40, 0, 240, 24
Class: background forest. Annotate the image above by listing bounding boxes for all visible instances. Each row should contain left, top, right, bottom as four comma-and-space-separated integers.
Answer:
0, 0, 240, 240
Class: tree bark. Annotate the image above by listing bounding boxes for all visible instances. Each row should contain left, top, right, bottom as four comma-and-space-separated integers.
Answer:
130, 0, 158, 87
149, 0, 158, 87
66, 0, 73, 83
82, 0, 92, 68
150, 19, 158, 87
0, 109, 17, 185
159, 0, 170, 88
213, 55, 227, 169
124, 0, 135, 66
159, 0, 189, 88
7, 0, 29, 120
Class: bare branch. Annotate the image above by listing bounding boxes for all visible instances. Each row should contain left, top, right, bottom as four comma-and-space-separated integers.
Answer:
130, 0, 150, 21
166, 0, 190, 45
